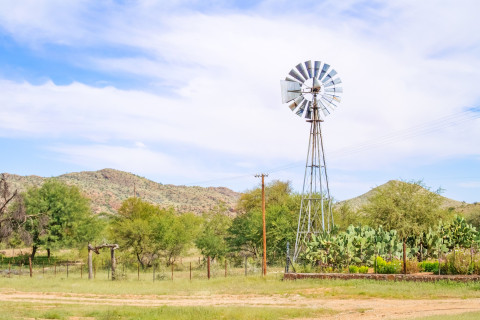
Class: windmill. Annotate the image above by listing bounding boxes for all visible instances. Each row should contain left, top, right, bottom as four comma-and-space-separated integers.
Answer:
280, 60, 343, 262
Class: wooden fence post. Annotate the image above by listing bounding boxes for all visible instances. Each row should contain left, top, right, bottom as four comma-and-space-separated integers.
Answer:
153, 263, 155, 282
207, 256, 211, 280
244, 256, 247, 276
29, 257, 32, 278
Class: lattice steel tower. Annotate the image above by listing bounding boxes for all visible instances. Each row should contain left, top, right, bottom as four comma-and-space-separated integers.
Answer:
280, 60, 343, 262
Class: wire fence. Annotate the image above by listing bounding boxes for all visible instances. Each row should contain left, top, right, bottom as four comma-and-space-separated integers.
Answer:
0, 256, 285, 281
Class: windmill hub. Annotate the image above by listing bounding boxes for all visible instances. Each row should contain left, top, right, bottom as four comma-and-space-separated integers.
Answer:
301, 78, 322, 101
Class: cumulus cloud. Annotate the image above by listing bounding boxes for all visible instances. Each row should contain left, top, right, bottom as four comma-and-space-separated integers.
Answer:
0, 0, 479, 198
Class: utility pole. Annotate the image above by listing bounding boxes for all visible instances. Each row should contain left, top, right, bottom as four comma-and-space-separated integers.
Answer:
255, 173, 268, 276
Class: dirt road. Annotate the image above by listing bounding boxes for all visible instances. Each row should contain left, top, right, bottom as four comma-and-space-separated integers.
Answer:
1, 290, 479, 319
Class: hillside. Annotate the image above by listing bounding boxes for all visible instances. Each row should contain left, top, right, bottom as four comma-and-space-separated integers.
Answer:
335, 180, 469, 211
4, 169, 240, 215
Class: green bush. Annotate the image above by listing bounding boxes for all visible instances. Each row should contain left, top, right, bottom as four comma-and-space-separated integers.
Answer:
445, 249, 473, 275
376, 256, 402, 274
348, 265, 359, 273
358, 266, 369, 274
419, 261, 439, 273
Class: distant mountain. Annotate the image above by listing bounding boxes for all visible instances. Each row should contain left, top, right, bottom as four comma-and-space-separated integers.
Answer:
4, 169, 240, 215
335, 180, 469, 211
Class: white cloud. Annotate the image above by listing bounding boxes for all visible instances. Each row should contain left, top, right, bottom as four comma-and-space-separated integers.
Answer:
0, 0, 479, 198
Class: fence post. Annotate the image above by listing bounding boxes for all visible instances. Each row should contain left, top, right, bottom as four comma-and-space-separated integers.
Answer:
244, 256, 247, 276
137, 263, 140, 281
261, 256, 264, 276
285, 241, 290, 274
171, 263, 174, 281
438, 241, 441, 276
190, 262, 192, 281
207, 256, 210, 280
153, 262, 156, 282
29, 257, 33, 278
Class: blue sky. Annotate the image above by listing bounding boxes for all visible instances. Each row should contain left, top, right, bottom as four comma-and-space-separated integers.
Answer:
0, 0, 479, 203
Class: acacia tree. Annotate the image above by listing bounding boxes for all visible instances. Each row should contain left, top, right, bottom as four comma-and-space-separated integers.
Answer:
227, 180, 299, 262
111, 197, 162, 268
111, 197, 200, 268
0, 174, 25, 243
23, 179, 97, 258
195, 204, 232, 260
362, 180, 450, 273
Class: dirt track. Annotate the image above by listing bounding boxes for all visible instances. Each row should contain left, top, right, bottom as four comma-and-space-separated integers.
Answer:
1, 290, 480, 319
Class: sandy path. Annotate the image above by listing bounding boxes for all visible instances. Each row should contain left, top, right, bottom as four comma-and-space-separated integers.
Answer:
1, 290, 480, 319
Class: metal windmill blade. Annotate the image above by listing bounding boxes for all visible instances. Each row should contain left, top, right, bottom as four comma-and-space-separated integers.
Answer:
289, 68, 305, 83
295, 63, 309, 81
295, 99, 308, 117
318, 63, 330, 81
321, 69, 337, 83
305, 60, 313, 78
280, 80, 302, 103
288, 96, 305, 111
313, 61, 321, 78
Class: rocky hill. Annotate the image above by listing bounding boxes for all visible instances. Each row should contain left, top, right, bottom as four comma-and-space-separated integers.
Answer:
4, 169, 240, 215
335, 180, 468, 211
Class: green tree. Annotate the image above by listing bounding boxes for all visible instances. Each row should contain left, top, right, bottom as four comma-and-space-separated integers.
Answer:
162, 212, 201, 265
227, 181, 299, 263
23, 179, 98, 258
195, 204, 232, 260
362, 180, 450, 273
333, 203, 363, 230
111, 197, 200, 267
111, 197, 164, 268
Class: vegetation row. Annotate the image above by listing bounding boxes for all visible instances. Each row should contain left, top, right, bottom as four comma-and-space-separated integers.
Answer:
1, 174, 480, 277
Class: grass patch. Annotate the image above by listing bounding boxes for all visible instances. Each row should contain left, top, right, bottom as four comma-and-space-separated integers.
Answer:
2, 274, 480, 299
413, 311, 480, 320
0, 301, 334, 320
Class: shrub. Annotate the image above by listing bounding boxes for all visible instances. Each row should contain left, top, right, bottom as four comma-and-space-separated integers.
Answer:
405, 260, 419, 274
445, 249, 473, 275
358, 266, 369, 274
349, 265, 359, 273
419, 261, 439, 273
376, 256, 402, 274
